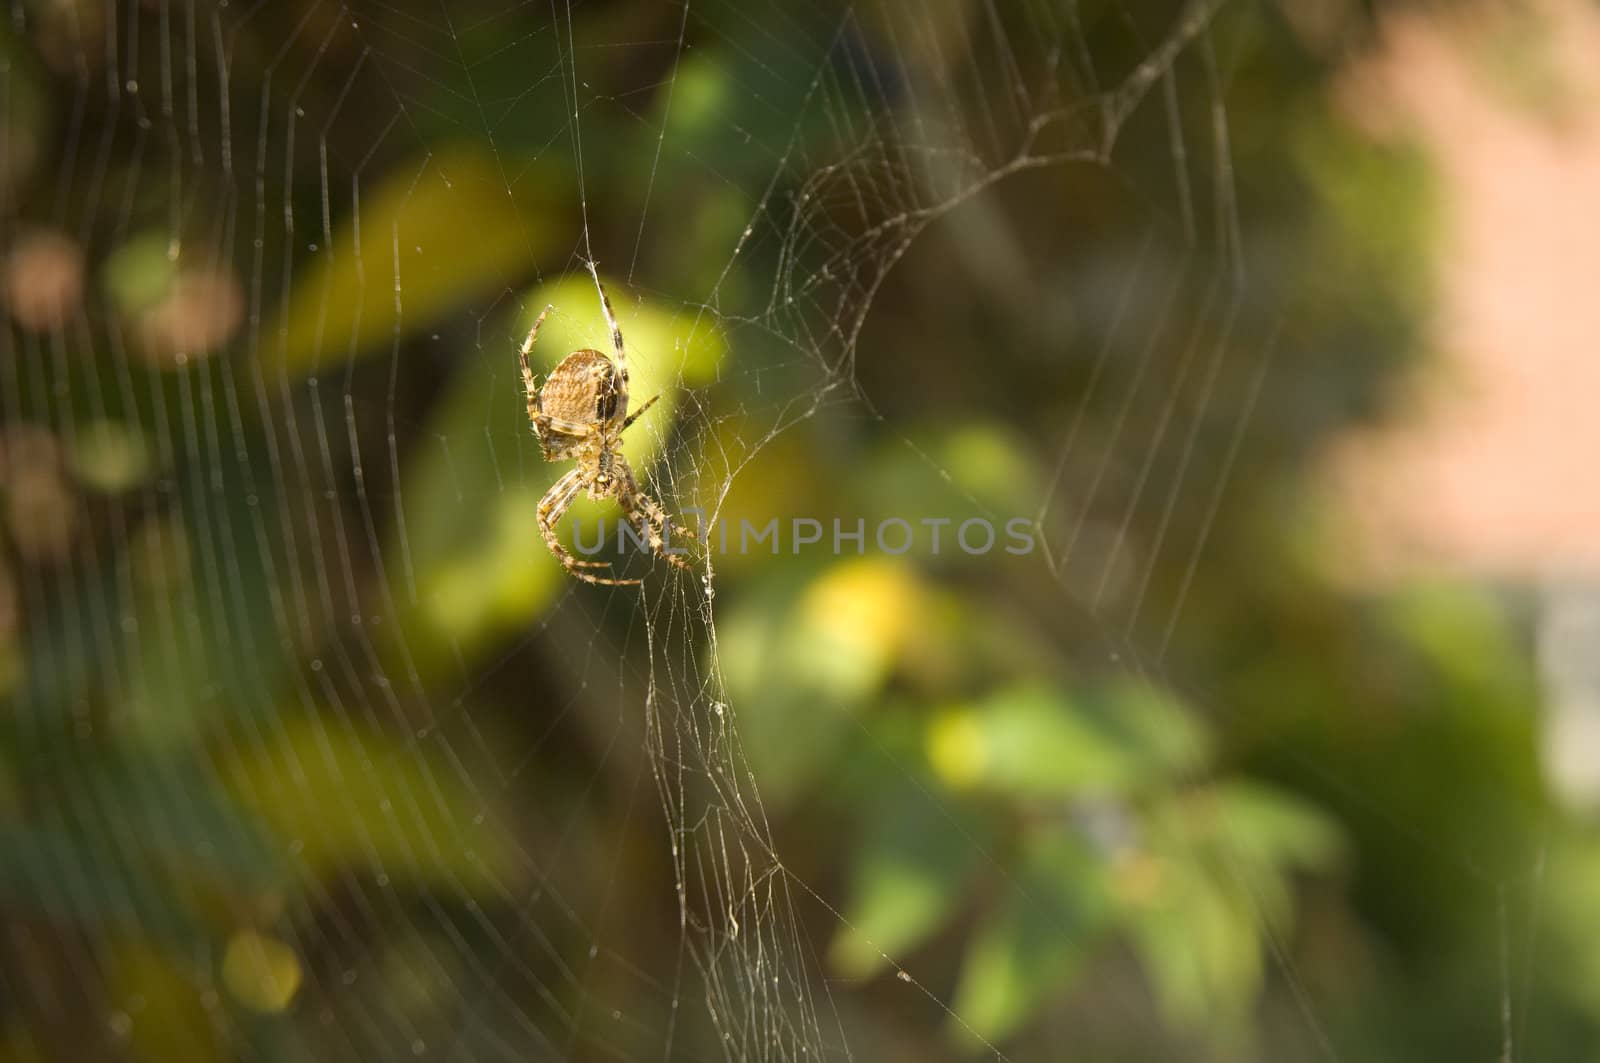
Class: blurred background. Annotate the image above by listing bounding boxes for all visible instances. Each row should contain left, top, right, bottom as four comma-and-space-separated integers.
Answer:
1, 0, 1596, 1059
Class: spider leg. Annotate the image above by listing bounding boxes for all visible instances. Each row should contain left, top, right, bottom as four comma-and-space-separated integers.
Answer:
518, 304, 555, 431
586, 261, 630, 419
532, 416, 594, 463
539, 467, 640, 586
538, 468, 607, 568
616, 459, 696, 572
520, 304, 596, 459
538, 415, 596, 437
618, 393, 659, 434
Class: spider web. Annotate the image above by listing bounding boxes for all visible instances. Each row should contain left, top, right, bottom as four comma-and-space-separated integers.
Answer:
0, 0, 1402, 1059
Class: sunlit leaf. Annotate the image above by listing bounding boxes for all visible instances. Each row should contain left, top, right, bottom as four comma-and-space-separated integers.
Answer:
1099, 678, 1210, 779
1121, 856, 1260, 1038
1538, 836, 1600, 1016
1380, 582, 1532, 705
1117, 781, 1340, 1038
414, 486, 565, 646
1193, 785, 1339, 934
222, 930, 303, 1014
263, 144, 570, 378
929, 682, 1207, 798
926, 710, 987, 790
935, 425, 1039, 516
1204, 781, 1344, 875
720, 560, 928, 798
788, 558, 922, 701
713, 594, 846, 800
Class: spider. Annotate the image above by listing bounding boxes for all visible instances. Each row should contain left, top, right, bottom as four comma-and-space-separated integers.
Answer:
519, 262, 695, 585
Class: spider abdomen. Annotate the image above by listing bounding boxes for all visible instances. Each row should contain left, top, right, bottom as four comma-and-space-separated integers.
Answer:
540, 349, 619, 426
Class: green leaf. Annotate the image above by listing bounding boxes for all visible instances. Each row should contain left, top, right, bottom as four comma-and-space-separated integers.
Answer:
720, 561, 926, 799
830, 789, 984, 978
715, 595, 852, 802
1380, 582, 1533, 706
1121, 782, 1341, 1036
1122, 857, 1261, 1037
951, 832, 1109, 1044
1205, 781, 1344, 875
783, 559, 924, 702
1099, 678, 1211, 777
262, 144, 571, 378
1537, 836, 1600, 1015
929, 682, 1207, 798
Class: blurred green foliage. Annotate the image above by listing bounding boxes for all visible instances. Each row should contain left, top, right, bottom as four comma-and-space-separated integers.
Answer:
0, 1, 1583, 1061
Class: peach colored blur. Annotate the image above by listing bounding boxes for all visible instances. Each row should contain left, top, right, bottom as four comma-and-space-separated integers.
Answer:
1329, 0, 1600, 579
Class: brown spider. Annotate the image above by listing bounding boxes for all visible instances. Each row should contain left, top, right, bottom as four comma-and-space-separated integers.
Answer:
519, 263, 695, 585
